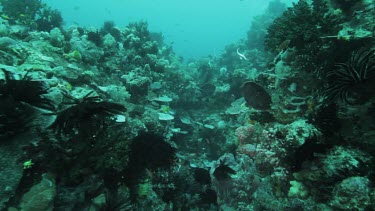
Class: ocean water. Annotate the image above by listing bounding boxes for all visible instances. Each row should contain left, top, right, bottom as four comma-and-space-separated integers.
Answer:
43, 0, 296, 60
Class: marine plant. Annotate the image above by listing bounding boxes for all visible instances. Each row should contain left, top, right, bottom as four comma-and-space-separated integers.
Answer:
324, 48, 375, 104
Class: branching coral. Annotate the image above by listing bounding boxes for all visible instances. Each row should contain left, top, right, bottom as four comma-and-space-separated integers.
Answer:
324, 48, 375, 104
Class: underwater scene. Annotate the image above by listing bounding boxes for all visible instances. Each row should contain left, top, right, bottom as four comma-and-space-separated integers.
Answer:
0, 0, 374, 210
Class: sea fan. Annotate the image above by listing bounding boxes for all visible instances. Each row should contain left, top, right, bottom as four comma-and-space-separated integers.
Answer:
325, 48, 375, 104
48, 91, 126, 137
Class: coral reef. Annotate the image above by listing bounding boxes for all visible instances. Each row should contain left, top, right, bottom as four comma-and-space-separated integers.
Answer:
0, 0, 374, 210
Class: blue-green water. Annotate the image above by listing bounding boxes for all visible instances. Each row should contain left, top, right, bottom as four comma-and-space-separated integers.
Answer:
43, 0, 296, 59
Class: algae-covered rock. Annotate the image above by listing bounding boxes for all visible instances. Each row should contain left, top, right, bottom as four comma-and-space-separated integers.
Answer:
330, 176, 370, 210
288, 180, 309, 199
0, 139, 24, 209
20, 173, 56, 211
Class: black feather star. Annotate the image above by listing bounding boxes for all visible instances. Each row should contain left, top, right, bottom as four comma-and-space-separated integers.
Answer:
213, 159, 236, 181
0, 69, 55, 110
325, 48, 375, 105
0, 69, 54, 140
48, 91, 126, 137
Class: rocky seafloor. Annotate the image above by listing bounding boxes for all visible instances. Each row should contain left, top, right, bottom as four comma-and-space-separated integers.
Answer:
0, 0, 375, 210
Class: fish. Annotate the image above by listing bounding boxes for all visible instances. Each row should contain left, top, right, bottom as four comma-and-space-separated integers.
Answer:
241, 81, 272, 110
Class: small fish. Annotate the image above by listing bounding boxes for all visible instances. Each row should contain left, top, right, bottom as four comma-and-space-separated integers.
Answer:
1, 15, 10, 20
237, 48, 248, 60
276, 39, 290, 52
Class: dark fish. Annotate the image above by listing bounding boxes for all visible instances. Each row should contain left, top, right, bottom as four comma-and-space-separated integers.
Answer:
241, 81, 272, 110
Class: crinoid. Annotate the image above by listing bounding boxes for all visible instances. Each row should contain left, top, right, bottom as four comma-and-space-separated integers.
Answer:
48, 91, 126, 138
0, 69, 54, 140
213, 158, 236, 182
0, 69, 55, 110
325, 48, 375, 104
